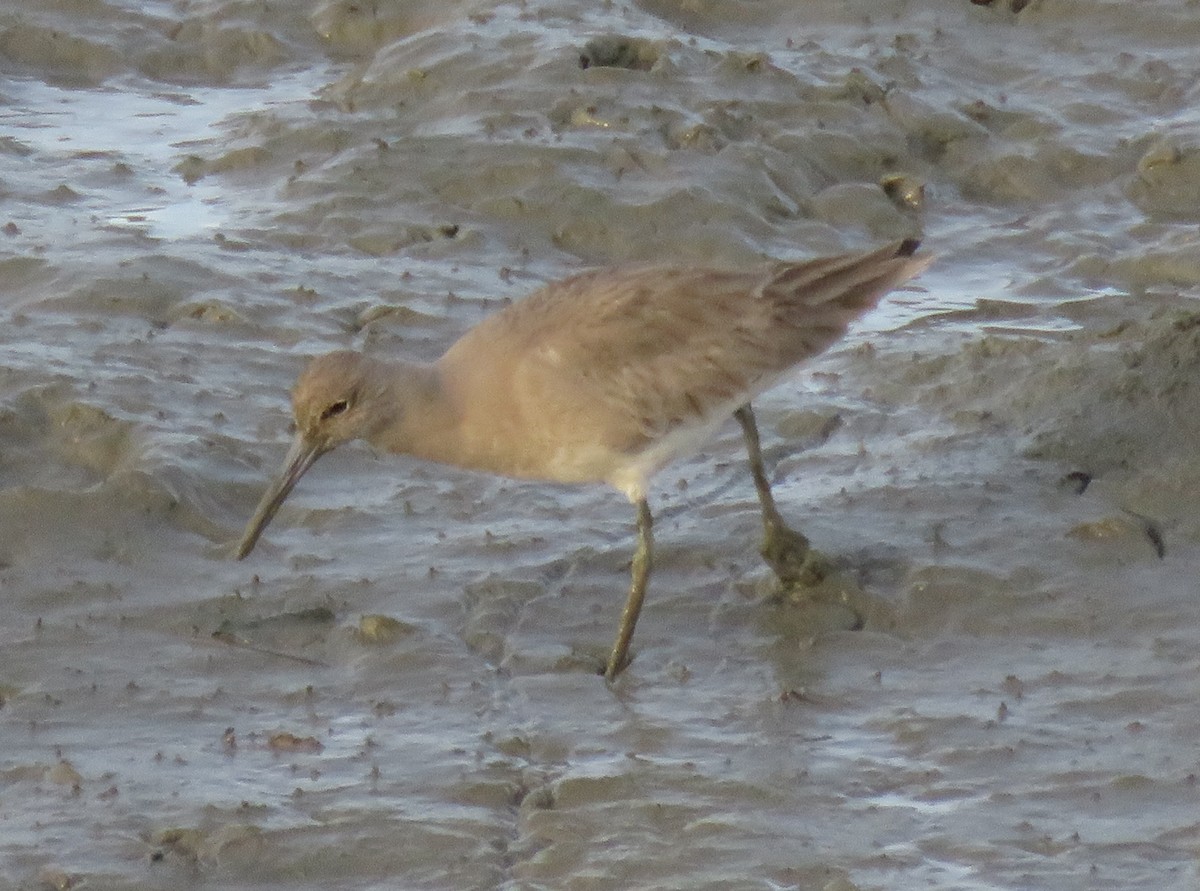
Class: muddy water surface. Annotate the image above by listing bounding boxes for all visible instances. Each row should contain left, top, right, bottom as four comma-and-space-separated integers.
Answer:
3, 1, 1200, 889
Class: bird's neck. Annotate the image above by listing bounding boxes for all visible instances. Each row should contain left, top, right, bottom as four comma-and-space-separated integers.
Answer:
364, 359, 463, 462
370, 352, 540, 479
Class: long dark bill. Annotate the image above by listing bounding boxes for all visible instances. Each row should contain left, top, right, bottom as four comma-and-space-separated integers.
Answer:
235, 435, 324, 559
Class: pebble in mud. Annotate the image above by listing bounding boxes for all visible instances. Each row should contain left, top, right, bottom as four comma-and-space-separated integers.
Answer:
357, 613, 417, 644
578, 35, 659, 71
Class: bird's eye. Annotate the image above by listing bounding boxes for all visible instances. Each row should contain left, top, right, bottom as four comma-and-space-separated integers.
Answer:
321, 399, 351, 421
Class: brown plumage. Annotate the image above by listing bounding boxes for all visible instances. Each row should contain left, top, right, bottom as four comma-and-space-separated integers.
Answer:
236, 239, 932, 681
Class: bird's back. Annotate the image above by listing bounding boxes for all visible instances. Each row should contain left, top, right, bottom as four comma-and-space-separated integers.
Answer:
433, 240, 930, 492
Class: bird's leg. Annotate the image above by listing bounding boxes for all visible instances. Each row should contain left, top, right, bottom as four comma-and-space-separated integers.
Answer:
734, 404, 823, 586
605, 497, 653, 682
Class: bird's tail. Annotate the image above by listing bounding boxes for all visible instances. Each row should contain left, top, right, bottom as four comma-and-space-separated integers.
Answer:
759, 239, 933, 363
766, 238, 932, 315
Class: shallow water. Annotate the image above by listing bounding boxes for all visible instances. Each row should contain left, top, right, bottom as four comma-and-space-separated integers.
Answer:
3, 1, 1200, 889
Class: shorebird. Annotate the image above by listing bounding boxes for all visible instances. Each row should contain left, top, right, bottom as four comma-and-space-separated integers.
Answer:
236, 239, 931, 681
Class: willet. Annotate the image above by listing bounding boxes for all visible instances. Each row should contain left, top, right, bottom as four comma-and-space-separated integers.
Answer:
236, 239, 932, 681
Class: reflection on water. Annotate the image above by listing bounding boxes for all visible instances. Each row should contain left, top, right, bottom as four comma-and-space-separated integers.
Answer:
3, 72, 334, 242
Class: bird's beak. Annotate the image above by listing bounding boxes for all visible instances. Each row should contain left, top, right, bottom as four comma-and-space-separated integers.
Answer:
235, 433, 325, 559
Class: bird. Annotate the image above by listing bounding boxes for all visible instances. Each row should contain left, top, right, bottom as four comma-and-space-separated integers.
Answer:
235, 239, 932, 681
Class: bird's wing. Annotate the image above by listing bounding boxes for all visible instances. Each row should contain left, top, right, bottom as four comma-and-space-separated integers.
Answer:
496, 264, 790, 453
443, 241, 928, 460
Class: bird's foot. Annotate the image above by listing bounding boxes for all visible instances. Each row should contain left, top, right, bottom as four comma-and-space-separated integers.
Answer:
761, 520, 828, 588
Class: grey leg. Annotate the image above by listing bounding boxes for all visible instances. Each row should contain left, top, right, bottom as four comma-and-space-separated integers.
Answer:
606, 497, 653, 682
734, 403, 821, 585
